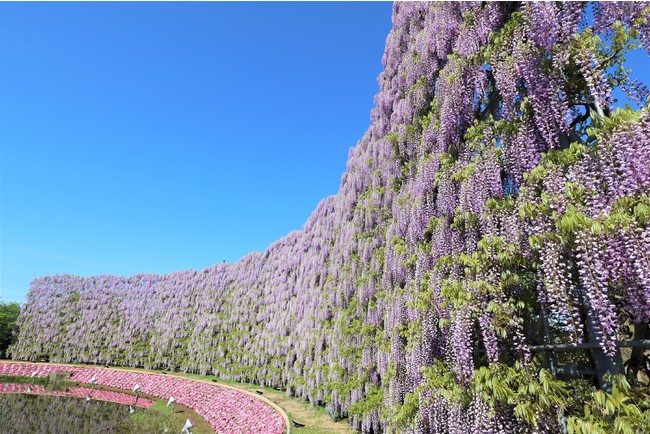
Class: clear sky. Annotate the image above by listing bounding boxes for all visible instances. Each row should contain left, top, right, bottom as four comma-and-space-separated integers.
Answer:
0, 2, 394, 303
1, 3, 649, 305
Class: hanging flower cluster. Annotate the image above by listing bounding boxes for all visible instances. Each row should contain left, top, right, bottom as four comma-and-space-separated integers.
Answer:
10, 2, 650, 433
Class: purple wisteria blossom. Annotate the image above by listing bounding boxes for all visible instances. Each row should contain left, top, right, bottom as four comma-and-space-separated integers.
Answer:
10, 2, 650, 433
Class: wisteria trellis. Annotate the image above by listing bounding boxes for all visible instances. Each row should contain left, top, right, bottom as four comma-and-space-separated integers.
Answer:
10, 2, 650, 433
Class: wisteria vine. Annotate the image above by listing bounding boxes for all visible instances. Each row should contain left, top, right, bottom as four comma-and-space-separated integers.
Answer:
10, 2, 650, 433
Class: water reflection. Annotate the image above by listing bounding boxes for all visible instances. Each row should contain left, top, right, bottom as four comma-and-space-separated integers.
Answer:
0, 393, 134, 433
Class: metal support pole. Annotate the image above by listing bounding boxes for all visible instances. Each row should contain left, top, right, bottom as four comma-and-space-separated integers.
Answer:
583, 298, 624, 393
540, 305, 567, 434
529, 340, 650, 352
538, 363, 596, 380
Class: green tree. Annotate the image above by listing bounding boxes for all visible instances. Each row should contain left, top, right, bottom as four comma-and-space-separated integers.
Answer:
0, 300, 21, 358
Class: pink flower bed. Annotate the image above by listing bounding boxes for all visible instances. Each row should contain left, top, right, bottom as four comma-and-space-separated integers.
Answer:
0, 363, 286, 434
68, 387, 155, 408
0, 383, 154, 408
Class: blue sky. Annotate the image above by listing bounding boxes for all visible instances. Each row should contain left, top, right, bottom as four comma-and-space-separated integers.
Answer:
1, 3, 649, 304
0, 2, 394, 303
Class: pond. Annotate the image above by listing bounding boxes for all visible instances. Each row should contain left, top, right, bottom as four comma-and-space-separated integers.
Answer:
0, 392, 176, 433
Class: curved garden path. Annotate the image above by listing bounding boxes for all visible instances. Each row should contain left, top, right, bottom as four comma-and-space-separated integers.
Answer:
0, 361, 289, 434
